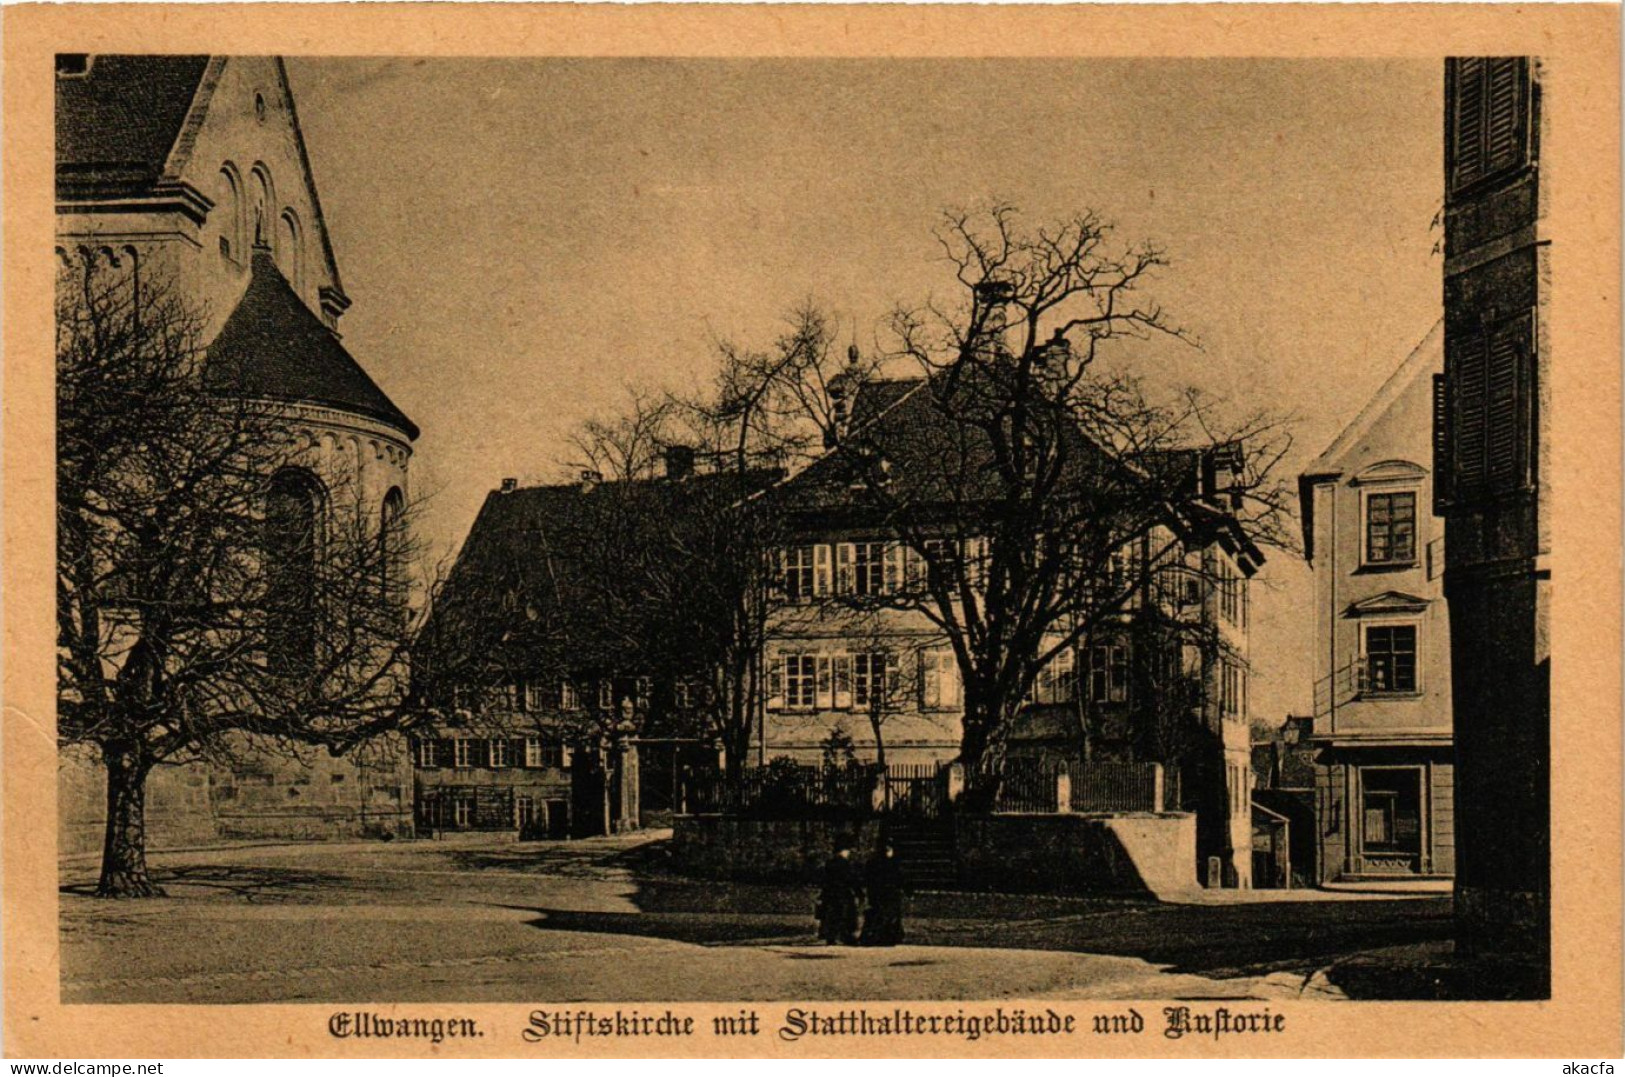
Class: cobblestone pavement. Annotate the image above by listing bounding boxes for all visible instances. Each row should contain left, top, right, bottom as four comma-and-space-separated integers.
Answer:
59, 833, 1451, 1004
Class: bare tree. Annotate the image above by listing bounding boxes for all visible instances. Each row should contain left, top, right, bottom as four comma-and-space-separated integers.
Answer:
811, 203, 1293, 805
56, 253, 427, 897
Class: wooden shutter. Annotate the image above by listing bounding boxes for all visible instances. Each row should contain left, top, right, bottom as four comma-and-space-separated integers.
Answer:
766, 655, 784, 711
1450, 57, 1528, 194
1453, 326, 1488, 496
1451, 58, 1487, 190
835, 543, 855, 594
1488, 313, 1531, 488
815, 655, 834, 710
832, 654, 853, 710
884, 543, 905, 594
1484, 58, 1526, 176
1433, 373, 1453, 511
813, 544, 832, 596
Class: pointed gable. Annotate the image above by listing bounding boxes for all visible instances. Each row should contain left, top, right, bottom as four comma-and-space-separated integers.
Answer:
205, 248, 417, 440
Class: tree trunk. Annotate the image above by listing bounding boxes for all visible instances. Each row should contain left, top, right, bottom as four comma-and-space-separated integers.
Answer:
956, 697, 1004, 812
97, 741, 163, 898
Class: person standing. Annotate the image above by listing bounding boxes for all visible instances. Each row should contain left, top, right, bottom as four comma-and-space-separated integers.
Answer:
861, 841, 905, 946
815, 835, 862, 945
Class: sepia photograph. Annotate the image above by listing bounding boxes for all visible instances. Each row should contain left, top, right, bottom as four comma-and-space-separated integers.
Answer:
5, 2, 1620, 1061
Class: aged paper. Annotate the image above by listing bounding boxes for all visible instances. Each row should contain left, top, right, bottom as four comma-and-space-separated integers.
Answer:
4, 2, 1621, 1060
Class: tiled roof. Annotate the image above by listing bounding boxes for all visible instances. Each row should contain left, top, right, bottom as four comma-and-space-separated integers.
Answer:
769, 372, 1115, 517
55, 55, 210, 200
205, 247, 418, 439
430, 467, 782, 675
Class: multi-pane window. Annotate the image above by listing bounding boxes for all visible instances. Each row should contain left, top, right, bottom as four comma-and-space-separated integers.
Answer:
783, 545, 816, 601
489, 738, 511, 768
919, 649, 962, 710
453, 738, 473, 768
783, 654, 818, 711
559, 680, 579, 711
1220, 662, 1248, 718
1088, 645, 1128, 704
525, 737, 565, 769
1365, 624, 1419, 694
524, 682, 548, 712
848, 542, 887, 596
598, 679, 615, 712
415, 737, 440, 768
1032, 647, 1077, 704
852, 652, 897, 709
453, 796, 473, 829
1365, 491, 1418, 565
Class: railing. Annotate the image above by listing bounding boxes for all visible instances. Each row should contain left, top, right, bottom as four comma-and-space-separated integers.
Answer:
683, 764, 881, 820
683, 759, 1174, 818
1069, 761, 1165, 813
1313, 658, 1367, 720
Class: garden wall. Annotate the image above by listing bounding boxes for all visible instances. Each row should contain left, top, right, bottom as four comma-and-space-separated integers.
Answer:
954, 812, 1197, 898
670, 811, 1197, 897
670, 816, 884, 882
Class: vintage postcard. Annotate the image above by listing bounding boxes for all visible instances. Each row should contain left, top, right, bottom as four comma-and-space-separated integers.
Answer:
3, 2, 1620, 1061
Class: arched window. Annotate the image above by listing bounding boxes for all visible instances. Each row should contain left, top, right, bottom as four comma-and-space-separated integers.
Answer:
265, 468, 324, 675
249, 164, 275, 250
379, 486, 406, 611
217, 164, 245, 262
278, 208, 304, 293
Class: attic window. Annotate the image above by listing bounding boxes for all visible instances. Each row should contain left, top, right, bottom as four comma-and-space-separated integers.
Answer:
255, 93, 267, 121
56, 54, 91, 77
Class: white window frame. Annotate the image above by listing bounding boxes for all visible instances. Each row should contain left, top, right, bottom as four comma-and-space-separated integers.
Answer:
489, 737, 511, 769
783, 545, 816, 602
559, 680, 579, 712
525, 736, 545, 768
453, 738, 472, 769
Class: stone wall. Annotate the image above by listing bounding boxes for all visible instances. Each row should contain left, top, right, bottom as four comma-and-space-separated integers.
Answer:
58, 734, 415, 857
670, 816, 884, 882
955, 813, 1197, 898
670, 812, 1197, 897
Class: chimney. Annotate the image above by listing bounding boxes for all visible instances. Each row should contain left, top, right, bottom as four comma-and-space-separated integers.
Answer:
579, 469, 602, 492
826, 344, 864, 447
663, 444, 696, 481
499, 477, 518, 494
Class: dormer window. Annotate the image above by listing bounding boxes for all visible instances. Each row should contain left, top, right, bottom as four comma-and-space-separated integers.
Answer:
56, 54, 91, 77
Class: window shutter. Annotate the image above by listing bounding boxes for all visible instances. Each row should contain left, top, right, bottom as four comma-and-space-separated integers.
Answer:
1451, 57, 1487, 190
919, 649, 938, 708
832, 654, 853, 710
835, 543, 855, 594
884, 543, 905, 594
1453, 326, 1489, 496
560, 744, 574, 769
766, 656, 784, 711
511, 738, 526, 768
884, 652, 901, 703
1488, 313, 1530, 488
1432, 373, 1453, 511
815, 655, 834, 710
1485, 58, 1526, 176
437, 738, 454, 768
813, 544, 832, 596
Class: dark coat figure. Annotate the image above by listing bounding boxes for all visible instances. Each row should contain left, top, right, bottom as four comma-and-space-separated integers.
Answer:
861, 845, 906, 947
815, 846, 862, 945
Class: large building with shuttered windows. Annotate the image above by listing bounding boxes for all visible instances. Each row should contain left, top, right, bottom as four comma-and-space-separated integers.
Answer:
1437, 56, 1549, 988
1299, 324, 1455, 883
758, 373, 1264, 887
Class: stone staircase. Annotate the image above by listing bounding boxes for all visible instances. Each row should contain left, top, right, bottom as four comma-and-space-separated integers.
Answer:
888, 819, 958, 890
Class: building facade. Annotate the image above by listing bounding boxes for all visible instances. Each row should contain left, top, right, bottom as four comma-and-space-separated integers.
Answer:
1299, 325, 1455, 882
759, 375, 1263, 886
415, 457, 773, 837
55, 55, 419, 850
1438, 56, 1550, 980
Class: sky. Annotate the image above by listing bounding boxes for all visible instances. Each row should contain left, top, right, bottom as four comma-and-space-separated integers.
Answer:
286, 57, 1444, 722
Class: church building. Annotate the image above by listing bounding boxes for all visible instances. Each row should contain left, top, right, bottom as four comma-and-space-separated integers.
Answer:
55, 55, 420, 851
